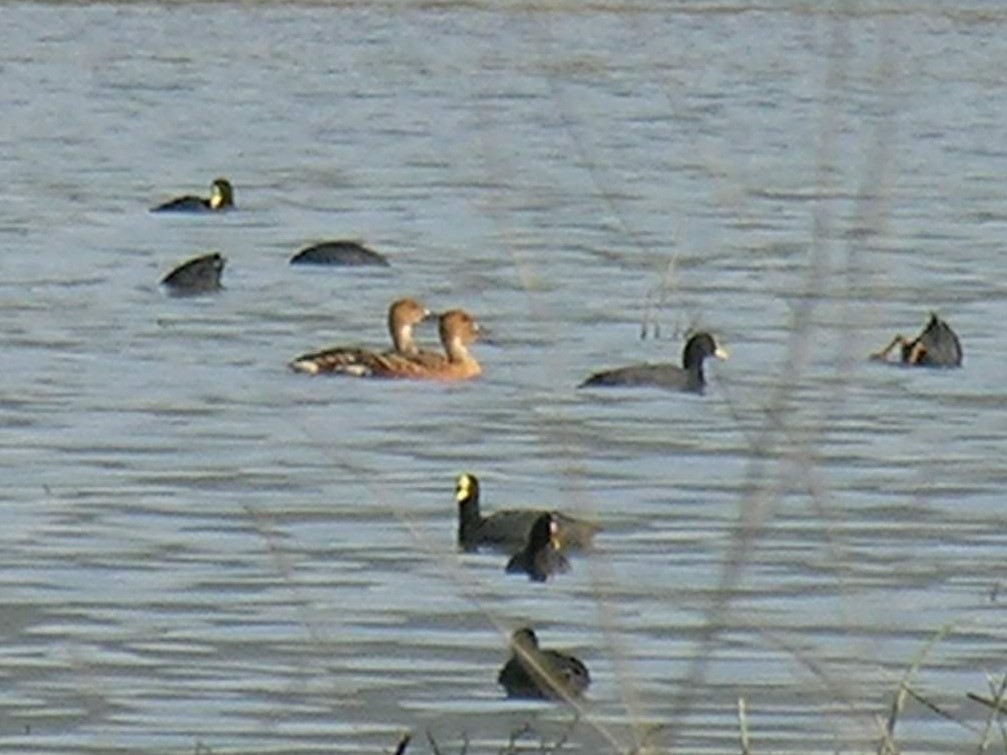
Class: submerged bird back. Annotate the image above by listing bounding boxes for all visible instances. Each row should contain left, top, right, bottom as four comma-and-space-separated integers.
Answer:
917, 316, 963, 367
580, 363, 697, 391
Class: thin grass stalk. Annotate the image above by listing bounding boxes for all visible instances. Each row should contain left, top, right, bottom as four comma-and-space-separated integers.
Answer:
737, 696, 752, 755
877, 621, 957, 755
973, 672, 1007, 753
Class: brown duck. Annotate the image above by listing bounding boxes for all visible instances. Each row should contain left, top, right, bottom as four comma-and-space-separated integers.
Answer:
353, 309, 482, 381
289, 298, 431, 375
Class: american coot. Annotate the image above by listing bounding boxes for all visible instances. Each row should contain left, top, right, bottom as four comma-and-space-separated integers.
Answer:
151, 178, 234, 213
340, 310, 482, 381
160, 252, 226, 295
289, 298, 431, 375
505, 513, 570, 582
455, 473, 599, 553
497, 628, 591, 700
579, 332, 728, 393
870, 313, 963, 367
289, 241, 390, 267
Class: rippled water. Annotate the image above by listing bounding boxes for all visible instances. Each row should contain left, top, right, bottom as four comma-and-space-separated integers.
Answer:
3, 2, 1007, 753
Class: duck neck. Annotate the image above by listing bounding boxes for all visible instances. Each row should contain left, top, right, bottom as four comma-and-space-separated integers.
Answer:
686, 362, 705, 391
391, 322, 418, 355
457, 494, 483, 545
444, 338, 481, 374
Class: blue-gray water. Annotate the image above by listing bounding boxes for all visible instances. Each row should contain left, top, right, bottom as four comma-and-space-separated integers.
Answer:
3, 2, 1007, 753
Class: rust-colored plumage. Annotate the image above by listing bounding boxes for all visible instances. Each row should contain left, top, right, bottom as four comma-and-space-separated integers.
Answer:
289, 298, 430, 375
352, 309, 482, 381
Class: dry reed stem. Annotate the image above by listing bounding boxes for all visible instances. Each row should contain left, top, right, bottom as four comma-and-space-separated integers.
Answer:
737, 696, 752, 755
638, 259, 677, 342
462, 17, 650, 750
275, 4, 935, 754
392, 514, 616, 748
876, 621, 957, 755
394, 731, 413, 755
425, 719, 576, 755
426, 727, 446, 755
970, 672, 1007, 753
469, 12, 658, 753
901, 686, 968, 730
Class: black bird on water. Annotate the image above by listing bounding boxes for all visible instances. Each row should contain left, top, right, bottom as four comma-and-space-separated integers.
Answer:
151, 178, 234, 213
580, 331, 728, 393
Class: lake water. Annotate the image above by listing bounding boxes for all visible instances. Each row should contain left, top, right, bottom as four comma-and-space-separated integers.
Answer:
3, 2, 1007, 753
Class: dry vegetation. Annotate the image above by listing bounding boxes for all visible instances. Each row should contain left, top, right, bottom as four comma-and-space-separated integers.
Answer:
233, 4, 1007, 754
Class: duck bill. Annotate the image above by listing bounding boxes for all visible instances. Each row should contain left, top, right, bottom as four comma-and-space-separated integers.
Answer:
713, 345, 729, 360
549, 519, 563, 551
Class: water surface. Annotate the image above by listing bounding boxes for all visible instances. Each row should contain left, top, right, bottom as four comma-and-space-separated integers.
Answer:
2, 2, 1007, 753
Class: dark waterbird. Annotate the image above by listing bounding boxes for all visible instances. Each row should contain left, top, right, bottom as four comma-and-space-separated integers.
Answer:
455, 473, 598, 553
160, 252, 225, 295
870, 313, 962, 367
289, 240, 390, 267
579, 331, 728, 393
505, 513, 570, 583
497, 628, 591, 700
150, 178, 234, 213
